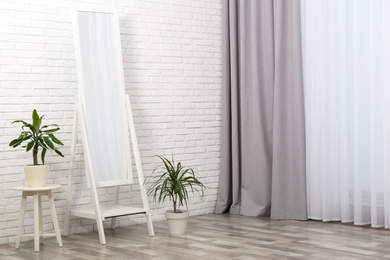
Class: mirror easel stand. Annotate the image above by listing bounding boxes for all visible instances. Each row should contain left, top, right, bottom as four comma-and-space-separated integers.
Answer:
64, 7, 154, 244
63, 95, 155, 245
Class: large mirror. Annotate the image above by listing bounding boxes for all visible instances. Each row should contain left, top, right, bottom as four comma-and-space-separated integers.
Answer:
74, 9, 132, 186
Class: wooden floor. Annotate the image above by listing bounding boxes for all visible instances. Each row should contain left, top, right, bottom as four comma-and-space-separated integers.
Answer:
1, 214, 390, 259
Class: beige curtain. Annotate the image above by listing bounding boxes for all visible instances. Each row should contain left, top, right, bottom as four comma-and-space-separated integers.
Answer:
215, 0, 307, 220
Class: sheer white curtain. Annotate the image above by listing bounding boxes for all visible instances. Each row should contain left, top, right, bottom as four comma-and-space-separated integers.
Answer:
301, 0, 390, 228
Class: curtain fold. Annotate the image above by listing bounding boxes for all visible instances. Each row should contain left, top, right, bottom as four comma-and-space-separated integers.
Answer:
215, 0, 307, 220
301, 0, 390, 228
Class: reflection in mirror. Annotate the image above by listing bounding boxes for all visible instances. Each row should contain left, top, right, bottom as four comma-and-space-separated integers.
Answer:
76, 11, 127, 184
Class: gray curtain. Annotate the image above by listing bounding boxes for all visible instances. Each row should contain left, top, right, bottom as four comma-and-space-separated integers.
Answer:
215, 0, 307, 220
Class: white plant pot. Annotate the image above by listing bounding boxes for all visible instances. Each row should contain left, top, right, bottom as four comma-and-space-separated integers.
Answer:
165, 210, 189, 235
24, 164, 48, 187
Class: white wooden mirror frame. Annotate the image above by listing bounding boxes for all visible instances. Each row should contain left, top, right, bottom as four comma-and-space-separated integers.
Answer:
64, 6, 154, 244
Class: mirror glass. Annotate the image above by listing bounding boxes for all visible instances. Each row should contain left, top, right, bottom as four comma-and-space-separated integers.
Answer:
76, 11, 127, 184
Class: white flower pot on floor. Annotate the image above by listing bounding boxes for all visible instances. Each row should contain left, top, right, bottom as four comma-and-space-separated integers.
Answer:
24, 164, 48, 187
165, 210, 189, 235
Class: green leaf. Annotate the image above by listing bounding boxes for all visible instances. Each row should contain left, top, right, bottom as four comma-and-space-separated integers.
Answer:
43, 136, 55, 149
12, 120, 36, 134
41, 124, 58, 129
9, 138, 22, 147
41, 148, 47, 164
42, 128, 60, 133
39, 139, 49, 149
32, 109, 40, 132
22, 134, 32, 142
23, 123, 37, 134
48, 133, 63, 145
9, 132, 31, 147
26, 140, 35, 152
11, 120, 28, 126
12, 140, 25, 148
54, 148, 64, 157
38, 115, 44, 130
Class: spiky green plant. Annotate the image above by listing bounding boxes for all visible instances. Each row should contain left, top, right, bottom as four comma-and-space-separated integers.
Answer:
9, 109, 64, 165
146, 155, 205, 213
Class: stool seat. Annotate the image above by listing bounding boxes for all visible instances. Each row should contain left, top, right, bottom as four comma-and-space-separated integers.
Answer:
14, 184, 61, 192
14, 184, 63, 252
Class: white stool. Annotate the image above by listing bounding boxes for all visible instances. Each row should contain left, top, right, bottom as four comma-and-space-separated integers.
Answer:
13, 184, 63, 252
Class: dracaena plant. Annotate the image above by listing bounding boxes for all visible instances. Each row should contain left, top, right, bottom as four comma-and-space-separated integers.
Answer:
9, 109, 64, 165
146, 155, 205, 213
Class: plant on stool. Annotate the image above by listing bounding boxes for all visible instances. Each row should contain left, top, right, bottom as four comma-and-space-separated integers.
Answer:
9, 109, 64, 164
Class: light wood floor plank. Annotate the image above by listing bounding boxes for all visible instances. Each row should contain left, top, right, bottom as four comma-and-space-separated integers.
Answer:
2, 214, 390, 259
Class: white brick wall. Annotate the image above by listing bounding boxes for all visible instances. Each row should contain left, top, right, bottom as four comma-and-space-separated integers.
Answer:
0, 0, 222, 245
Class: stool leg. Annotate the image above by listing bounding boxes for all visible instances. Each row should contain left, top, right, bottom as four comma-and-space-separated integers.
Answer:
15, 192, 27, 249
48, 191, 63, 247
38, 194, 43, 245
33, 192, 40, 252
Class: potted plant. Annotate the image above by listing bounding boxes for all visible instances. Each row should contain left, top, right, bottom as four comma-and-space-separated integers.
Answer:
146, 155, 205, 235
9, 109, 64, 187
